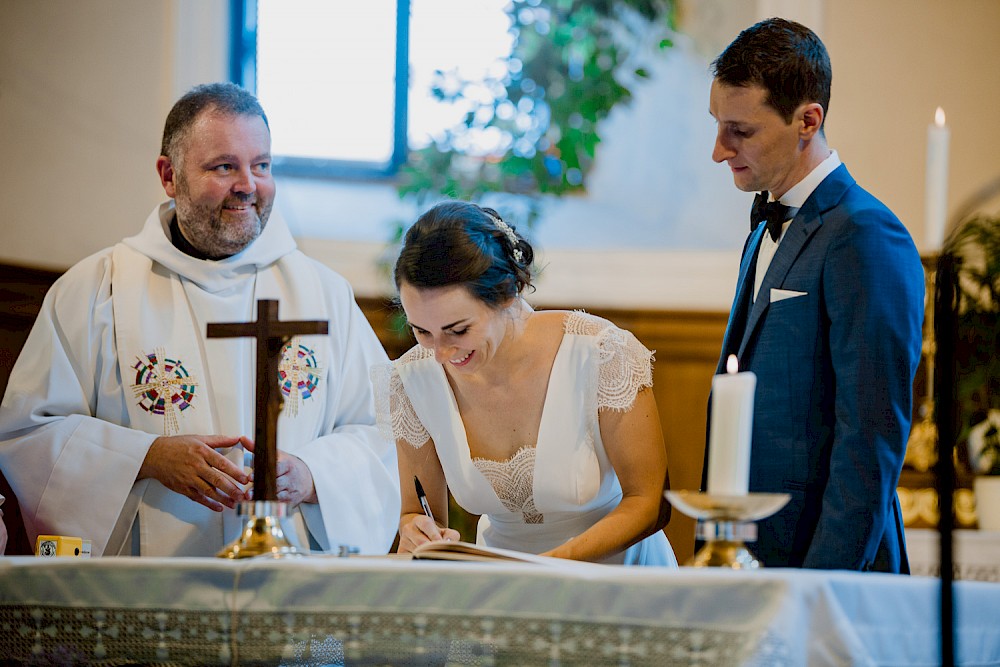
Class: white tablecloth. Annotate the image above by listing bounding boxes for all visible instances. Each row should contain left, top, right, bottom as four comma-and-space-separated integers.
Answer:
1, 556, 998, 666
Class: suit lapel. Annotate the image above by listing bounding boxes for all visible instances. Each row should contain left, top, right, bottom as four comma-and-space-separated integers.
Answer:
737, 164, 856, 360
717, 226, 765, 373
738, 212, 822, 358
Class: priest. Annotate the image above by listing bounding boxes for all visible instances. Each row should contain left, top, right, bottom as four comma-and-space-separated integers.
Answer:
0, 83, 401, 557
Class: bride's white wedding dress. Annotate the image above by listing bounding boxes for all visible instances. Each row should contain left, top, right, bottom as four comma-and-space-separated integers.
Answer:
374, 311, 677, 566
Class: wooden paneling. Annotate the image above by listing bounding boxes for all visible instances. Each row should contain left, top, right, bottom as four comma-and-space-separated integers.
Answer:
0, 263, 59, 399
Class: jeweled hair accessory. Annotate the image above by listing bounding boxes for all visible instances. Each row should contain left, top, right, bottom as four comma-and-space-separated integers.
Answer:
489, 215, 524, 263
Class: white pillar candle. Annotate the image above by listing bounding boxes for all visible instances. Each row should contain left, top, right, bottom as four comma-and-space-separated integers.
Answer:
707, 355, 756, 496
925, 107, 950, 253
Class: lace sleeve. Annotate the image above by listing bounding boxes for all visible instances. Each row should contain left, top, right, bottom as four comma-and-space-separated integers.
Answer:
369, 359, 430, 448
566, 311, 654, 412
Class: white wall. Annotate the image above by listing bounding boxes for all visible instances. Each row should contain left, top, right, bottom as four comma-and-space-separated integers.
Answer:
0, 0, 171, 270
2, 0, 998, 310
823, 0, 1000, 240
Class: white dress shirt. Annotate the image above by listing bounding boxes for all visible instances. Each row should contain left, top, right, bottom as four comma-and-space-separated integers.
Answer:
754, 150, 842, 301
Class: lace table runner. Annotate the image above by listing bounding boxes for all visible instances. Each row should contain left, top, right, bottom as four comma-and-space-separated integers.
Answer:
0, 604, 782, 666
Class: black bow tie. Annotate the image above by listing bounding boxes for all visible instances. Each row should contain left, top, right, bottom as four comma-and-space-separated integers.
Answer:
750, 192, 796, 241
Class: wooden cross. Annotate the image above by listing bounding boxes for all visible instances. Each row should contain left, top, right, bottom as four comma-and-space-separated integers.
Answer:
207, 300, 328, 501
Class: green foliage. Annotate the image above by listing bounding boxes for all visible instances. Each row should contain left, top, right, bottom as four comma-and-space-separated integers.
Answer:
947, 215, 1000, 471
396, 0, 677, 220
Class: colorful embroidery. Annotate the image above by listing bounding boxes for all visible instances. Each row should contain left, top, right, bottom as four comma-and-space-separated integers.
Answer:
131, 348, 198, 435
279, 337, 324, 417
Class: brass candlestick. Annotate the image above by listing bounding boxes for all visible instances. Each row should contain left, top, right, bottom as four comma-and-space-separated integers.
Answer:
666, 490, 790, 568
217, 500, 303, 559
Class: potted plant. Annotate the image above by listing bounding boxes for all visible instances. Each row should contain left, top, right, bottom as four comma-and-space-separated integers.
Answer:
948, 214, 1000, 530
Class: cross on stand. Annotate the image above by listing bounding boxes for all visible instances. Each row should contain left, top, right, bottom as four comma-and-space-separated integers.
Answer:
207, 299, 328, 501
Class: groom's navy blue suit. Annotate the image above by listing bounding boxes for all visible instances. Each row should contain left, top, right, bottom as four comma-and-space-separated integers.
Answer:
712, 163, 924, 571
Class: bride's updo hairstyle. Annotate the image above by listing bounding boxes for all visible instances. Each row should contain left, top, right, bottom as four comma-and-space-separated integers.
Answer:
394, 201, 535, 308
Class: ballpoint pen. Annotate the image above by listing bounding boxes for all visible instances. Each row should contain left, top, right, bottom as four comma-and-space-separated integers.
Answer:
414, 475, 435, 523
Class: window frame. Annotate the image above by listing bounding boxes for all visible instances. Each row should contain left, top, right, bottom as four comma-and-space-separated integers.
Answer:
229, 0, 410, 180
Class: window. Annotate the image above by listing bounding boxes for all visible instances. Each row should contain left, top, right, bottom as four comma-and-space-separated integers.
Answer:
231, 0, 407, 178
231, 0, 512, 179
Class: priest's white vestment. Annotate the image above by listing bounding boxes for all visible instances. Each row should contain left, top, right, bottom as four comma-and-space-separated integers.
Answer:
0, 202, 401, 556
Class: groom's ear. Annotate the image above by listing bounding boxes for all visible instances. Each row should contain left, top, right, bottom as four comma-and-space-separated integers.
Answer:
798, 102, 825, 140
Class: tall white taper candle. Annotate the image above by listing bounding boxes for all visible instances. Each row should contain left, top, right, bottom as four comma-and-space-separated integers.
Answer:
707, 355, 756, 495
925, 107, 950, 252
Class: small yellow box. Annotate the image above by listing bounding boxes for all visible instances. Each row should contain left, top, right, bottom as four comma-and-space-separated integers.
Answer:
35, 535, 91, 557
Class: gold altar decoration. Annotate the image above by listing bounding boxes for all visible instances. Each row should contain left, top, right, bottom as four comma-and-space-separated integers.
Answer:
900, 255, 980, 528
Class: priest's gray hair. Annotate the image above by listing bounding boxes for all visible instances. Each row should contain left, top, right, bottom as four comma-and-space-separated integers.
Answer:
160, 82, 269, 168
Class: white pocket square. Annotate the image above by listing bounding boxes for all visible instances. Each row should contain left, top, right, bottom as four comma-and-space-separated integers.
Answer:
770, 288, 808, 303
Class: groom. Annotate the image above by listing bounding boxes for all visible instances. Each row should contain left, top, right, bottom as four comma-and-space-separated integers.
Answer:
705, 18, 924, 571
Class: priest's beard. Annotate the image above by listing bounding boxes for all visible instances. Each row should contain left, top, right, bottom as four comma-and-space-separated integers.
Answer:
173, 182, 273, 259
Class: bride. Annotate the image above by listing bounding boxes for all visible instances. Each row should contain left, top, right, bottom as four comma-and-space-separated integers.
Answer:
372, 201, 677, 565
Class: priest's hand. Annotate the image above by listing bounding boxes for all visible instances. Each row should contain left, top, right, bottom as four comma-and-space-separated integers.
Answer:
138, 434, 251, 512
275, 453, 317, 507
241, 439, 317, 507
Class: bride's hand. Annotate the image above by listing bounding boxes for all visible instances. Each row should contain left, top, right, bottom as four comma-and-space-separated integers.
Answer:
397, 514, 461, 553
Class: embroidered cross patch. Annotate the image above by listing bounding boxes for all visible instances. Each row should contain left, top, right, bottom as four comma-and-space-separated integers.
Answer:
131, 347, 198, 435
278, 337, 324, 417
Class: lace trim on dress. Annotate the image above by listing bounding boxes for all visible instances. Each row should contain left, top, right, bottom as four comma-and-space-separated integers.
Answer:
370, 346, 433, 448
473, 446, 544, 524
565, 311, 654, 412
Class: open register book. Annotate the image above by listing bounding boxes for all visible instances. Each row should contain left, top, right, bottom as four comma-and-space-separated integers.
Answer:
410, 540, 563, 565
